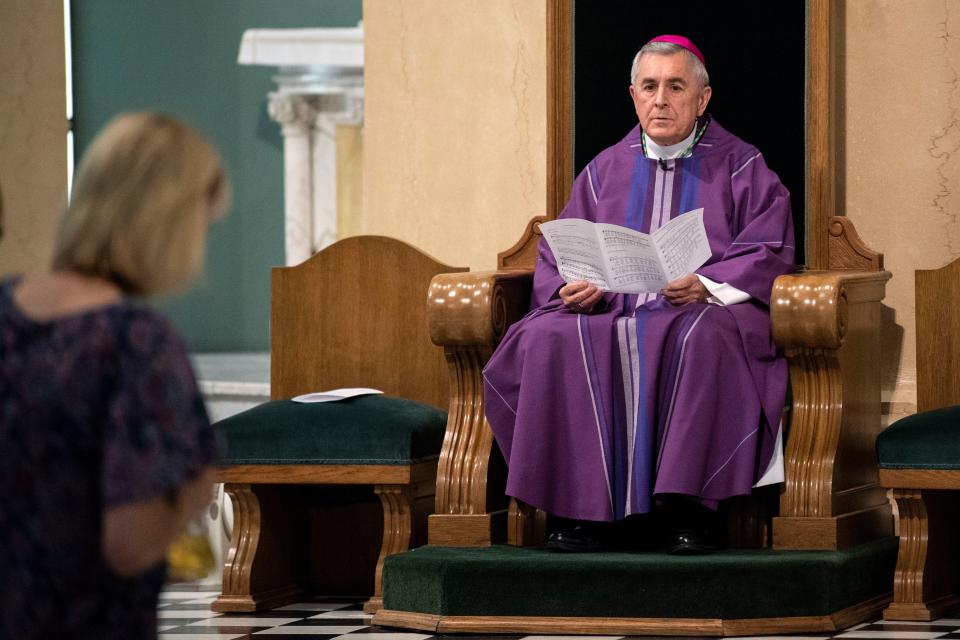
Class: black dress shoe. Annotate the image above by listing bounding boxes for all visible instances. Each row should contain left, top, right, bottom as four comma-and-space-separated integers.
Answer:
666, 528, 716, 555
545, 524, 605, 552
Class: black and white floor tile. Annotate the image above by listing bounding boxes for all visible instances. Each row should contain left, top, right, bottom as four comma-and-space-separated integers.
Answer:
158, 580, 960, 640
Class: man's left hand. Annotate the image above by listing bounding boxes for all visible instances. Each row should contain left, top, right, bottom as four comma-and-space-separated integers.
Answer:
661, 274, 709, 306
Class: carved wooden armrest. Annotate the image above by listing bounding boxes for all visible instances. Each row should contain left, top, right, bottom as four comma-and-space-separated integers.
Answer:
428, 270, 534, 347
772, 270, 887, 350
770, 269, 893, 550
425, 269, 533, 546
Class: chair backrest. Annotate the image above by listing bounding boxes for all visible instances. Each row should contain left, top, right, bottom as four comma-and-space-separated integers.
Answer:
270, 235, 468, 408
916, 256, 960, 412
497, 215, 545, 270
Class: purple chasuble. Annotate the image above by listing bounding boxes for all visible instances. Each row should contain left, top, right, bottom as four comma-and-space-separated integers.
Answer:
482, 119, 795, 522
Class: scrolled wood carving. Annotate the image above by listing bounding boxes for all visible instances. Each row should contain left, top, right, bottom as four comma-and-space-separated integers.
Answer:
892, 490, 928, 605
220, 483, 259, 596
828, 216, 884, 271
883, 487, 960, 620
429, 270, 533, 526
772, 267, 891, 532
370, 485, 414, 604
428, 270, 533, 347
771, 272, 847, 351
779, 348, 843, 517
772, 273, 848, 518
497, 215, 547, 270
434, 345, 496, 514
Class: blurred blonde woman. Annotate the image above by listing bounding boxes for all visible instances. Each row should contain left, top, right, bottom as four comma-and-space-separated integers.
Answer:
0, 113, 229, 639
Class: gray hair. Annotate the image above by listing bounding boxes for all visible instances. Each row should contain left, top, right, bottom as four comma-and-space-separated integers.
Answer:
630, 42, 710, 89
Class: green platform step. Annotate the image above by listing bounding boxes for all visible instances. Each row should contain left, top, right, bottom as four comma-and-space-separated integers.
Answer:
382, 538, 898, 620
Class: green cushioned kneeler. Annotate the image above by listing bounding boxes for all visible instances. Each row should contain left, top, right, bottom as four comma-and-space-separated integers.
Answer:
876, 405, 960, 470
217, 395, 447, 465
382, 538, 898, 619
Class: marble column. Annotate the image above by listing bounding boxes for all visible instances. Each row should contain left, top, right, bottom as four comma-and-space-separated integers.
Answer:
267, 90, 364, 265
240, 25, 364, 265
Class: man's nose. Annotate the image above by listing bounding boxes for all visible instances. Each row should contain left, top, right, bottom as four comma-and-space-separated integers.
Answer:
654, 86, 669, 107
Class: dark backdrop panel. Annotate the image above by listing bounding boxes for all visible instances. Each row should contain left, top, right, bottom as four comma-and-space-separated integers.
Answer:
574, 1, 805, 265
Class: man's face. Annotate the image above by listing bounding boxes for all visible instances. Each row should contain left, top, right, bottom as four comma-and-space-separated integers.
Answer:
630, 52, 712, 146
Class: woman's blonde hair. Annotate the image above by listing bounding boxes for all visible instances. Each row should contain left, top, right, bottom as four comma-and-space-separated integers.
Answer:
53, 112, 229, 295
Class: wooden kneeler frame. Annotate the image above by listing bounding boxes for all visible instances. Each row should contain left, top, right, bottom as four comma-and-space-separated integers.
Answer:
880, 257, 960, 621
881, 478, 960, 621
212, 236, 466, 614
215, 463, 438, 613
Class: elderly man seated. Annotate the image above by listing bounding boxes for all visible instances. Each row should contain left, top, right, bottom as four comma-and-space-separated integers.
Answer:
483, 35, 795, 554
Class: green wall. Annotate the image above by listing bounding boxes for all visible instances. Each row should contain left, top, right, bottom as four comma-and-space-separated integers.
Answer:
71, 0, 362, 352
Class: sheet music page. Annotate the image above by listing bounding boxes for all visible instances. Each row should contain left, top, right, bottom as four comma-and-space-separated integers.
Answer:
539, 218, 611, 290
651, 208, 712, 282
594, 223, 666, 293
541, 209, 711, 294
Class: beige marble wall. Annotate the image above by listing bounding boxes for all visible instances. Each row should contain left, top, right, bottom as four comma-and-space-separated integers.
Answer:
845, 0, 960, 418
336, 123, 364, 240
361, 0, 547, 270
0, 0, 67, 277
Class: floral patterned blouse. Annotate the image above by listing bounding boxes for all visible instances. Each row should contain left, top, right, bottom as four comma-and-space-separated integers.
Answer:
0, 276, 217, 639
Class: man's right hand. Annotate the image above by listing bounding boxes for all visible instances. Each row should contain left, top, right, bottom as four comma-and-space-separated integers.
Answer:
559, 280, 603, 313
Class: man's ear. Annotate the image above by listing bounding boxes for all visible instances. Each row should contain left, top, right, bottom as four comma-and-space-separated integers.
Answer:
698, 85, 713, 116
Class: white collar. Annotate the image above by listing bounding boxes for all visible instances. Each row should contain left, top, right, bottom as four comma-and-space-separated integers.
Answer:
643, 126, 697, 160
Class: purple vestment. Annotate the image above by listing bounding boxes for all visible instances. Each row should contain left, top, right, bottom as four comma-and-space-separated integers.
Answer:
483, 119, 795, 522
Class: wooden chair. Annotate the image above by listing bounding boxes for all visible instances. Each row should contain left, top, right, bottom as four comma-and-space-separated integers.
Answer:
211, 235, 466, 614
878, 257, 960, 621
425, 216, 893, 552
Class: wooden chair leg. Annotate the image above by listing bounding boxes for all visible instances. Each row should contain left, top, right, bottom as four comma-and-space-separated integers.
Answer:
507, 498, 546, 546
365, 484, 414, 613
726, 490, 776, 549
883, 489, 960, 621
212, 484, 306, 613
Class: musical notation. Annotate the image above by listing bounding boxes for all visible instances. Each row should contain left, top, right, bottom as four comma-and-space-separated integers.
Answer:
539, 208, 711, 294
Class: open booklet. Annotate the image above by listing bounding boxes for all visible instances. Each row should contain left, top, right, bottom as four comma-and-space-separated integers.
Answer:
292, 388, 383, 403
539, 208, 712, 294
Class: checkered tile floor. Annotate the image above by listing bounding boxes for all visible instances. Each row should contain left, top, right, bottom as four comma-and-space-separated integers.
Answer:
159, 580, 960, 639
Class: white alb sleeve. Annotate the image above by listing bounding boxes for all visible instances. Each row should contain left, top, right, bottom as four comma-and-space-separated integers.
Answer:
695, 274, 752, 306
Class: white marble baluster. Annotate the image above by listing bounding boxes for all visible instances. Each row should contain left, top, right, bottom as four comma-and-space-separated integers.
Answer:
268, 94, 318, 267
241, 26, 364, 266
312, 115, 338, 252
